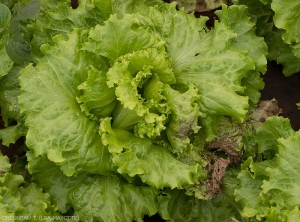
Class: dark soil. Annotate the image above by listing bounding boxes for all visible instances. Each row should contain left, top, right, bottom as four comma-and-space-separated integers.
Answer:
261, 61, 300, 131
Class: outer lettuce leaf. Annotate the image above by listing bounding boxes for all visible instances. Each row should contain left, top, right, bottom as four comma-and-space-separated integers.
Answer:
158, 171, 244, 222
86, 13, 165, 62
256, 116, 294, 158
271, 0, 300, 62
92, 0, 164, 21
99, 118, 206, 189
0, 2, 14, 77
270, 0, 300, 74
173, 22, 253, 122
30, 0, 103, 59
235, 117, 300, 221
0, 152, 11, 174
0, 124, 25, 146
40, 0, 103, 34
271, 0, 300, 51
241, 71, 265, 109
0, 67, 26, 145
234, 157, 272, 219
0, 153, 60, 220
5, 0, 40, 65
19, 29, 114, 176
262, 131, 300, 213
234, 0, 300, 76
0, 66, 22, 126
70, 175, 157, 222
139, 4, 256, 122
0, 42, 14, 78
215, 5, 267, 107
267, 30, 300, 76
29, 154, 158, 221
215, 5, 268, 73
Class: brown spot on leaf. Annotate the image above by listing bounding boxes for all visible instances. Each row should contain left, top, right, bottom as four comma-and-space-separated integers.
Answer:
205, 157, 230, 195
250, 98, 282, 129
207, 130, 243, 164
195, 0, 208, 12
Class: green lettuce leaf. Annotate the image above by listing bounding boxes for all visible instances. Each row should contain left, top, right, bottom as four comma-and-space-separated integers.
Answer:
106, 48, 175, 138
235, 117, 300, 221
215, 5, 268, 73
92, 0, 164, 21
139, 4, 256, 122
215, 5, 267, 106
0, 152, 11, 174
163, 84, 201, 155
5, 0, 40, 65
0, 66, 22, 126
76, 67, 117, 120
262, 131, 300, 213
271, 0, 300, 55
0, 153, 60, 220
19, 29, 114, 176
0, 66, 26, 145
86, 13, 165, 62
30, 0, 104, 59
234, 0, 300, 76
99, 117, 206, 189
256, 116, 294, 159
0, 3, 14, 78
158, 170, 244, 222
29, 154, 158, 221
265, 27, 300, 76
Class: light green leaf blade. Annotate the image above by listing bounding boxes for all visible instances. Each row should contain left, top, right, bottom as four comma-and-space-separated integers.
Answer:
140, 4, 255, 122
215, 5, 268, 73
266, 27, 300, 76
19, 29, 114, 176
0, 66, 22, 125
164, 84, 201, 154
0, 170, 59, 219
70, 175, 158, 222
92, 0, 164, 20
0, 3, 13, 77
241, 71, 264, 109
77, 68, 117, 120
0, 42, 14, 78
5, 0, 40, 65
106, 48, 175, 138
271, 0, 300, 45
0, 152, 11, 174
158, 188, 243, 222
0, 3, 11, 34
256, 116, 294, 159
100, 118, 206, 189
86, 13, 165, 62
30, 155, 158, 221
262, 131, 300, 210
